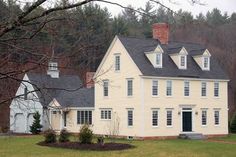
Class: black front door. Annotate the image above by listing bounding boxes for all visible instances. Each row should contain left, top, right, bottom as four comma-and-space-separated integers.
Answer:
182, 112, 192, 132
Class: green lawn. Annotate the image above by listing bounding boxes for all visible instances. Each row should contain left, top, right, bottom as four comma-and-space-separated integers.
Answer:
0, 135, 236, 157
214, 134, 236, 142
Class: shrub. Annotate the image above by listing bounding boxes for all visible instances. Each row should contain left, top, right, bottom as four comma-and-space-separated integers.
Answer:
30, 112, 42, 134
230, 113, 236, 133
97, 136, 104, 145
59, 129, 70, 142
79, 124, 93, 144
44, 129, 56, 143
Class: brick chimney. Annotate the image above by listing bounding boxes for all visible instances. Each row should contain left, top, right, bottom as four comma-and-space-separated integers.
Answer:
85, 72, 95, 88
152, 23, 169, 44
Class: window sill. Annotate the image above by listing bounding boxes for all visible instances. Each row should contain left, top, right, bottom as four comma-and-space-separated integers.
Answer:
152, 126, 159, 128
127, 96, 133, 98
201, 96, 207, 99
166, 125, 173, 128
184, 96, 190, 98
100, 119, 112, 121
152, 95, 159, 98
214, 97, 220, 99
201, 125, 207, 127
214, 124, 220, 127
166, 96, 173, 98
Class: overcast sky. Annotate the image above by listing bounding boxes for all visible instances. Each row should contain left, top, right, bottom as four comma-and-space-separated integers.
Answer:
98, 0, 236, 17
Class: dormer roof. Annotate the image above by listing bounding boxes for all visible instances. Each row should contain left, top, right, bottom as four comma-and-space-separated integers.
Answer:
117, 35, 228, 80
168, 46, 188, 55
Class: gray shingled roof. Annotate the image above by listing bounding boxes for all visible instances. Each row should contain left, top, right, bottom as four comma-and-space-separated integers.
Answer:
118, 36, 228, 80
27, 73, 94, 108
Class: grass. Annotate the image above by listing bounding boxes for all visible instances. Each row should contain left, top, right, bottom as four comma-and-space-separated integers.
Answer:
0, 135, 236, 157
214, 134, 236, 142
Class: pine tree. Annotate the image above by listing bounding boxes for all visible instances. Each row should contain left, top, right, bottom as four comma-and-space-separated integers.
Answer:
230, 113, 236, 133
30, 112, 42, 134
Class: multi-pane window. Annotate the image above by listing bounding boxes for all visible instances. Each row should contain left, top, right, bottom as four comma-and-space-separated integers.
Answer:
127, 79, 133, 96
214, 82, 219, 97
77, 110, 92, 125
152, 110, 158, 126
103, 80, 109, 97
152, 80, 158, 96
180, 55, 186, 67
115, 55, 120, 71
49, 62, 58, 71
201, 82, 207, 97
128, 110, 133, 126
156, 53, 162, 67
101, 109, 112, 120
203, 57, 209, 69
214, 110, 220, 125
166, 110, 172, 126
201, 110, 207, 126
184, 81, 190, 96
166, 80, 172, 96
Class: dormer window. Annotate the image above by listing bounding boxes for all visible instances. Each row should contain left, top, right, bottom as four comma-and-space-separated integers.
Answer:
203, 57, 210, 70
144, 44, 164, 68
155, 53, 162, 68
180, 55, 187, 69
193, 49, 211, 71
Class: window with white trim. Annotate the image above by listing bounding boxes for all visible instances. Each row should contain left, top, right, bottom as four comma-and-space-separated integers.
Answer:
214, 82, 219, 97
184, 81, 190, 96
77, 110, 92, 125
166, 110, 172, 126
100, 109, 111, 120
103, 80, 109, 97
180, 55, 186, 68
152, 110, 158, 126
152, 80, 158, 96
155, 53, 162, 67
201, 110, 207, 126
203, 57, 210, 70
166, 80, 172, 96
115, 55, 120, 71
214, 110, 220, 125
201, 82, 207, 97
127, 79, 133, 96
127, 109, 133, 126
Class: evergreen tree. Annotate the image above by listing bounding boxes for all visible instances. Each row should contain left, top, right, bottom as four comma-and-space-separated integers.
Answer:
140, 2, 156, 38
30, 112, 43, 134
112, 15, 129, 36
230, 113, 236, 133
196, 13, 206, 23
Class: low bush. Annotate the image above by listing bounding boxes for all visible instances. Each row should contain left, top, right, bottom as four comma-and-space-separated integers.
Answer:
59, 129, 70, 142
79, 124, 93, 144
44, 129, 56, 143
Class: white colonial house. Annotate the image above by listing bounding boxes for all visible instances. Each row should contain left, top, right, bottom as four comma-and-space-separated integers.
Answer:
10, 23, 229, 139
93, 23, 229, 139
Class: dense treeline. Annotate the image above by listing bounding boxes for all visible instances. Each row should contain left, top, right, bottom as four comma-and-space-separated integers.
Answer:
0, 1, 236, 115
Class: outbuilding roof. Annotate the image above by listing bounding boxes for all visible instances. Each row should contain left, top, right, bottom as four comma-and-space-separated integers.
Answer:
27, 73, 94, 108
